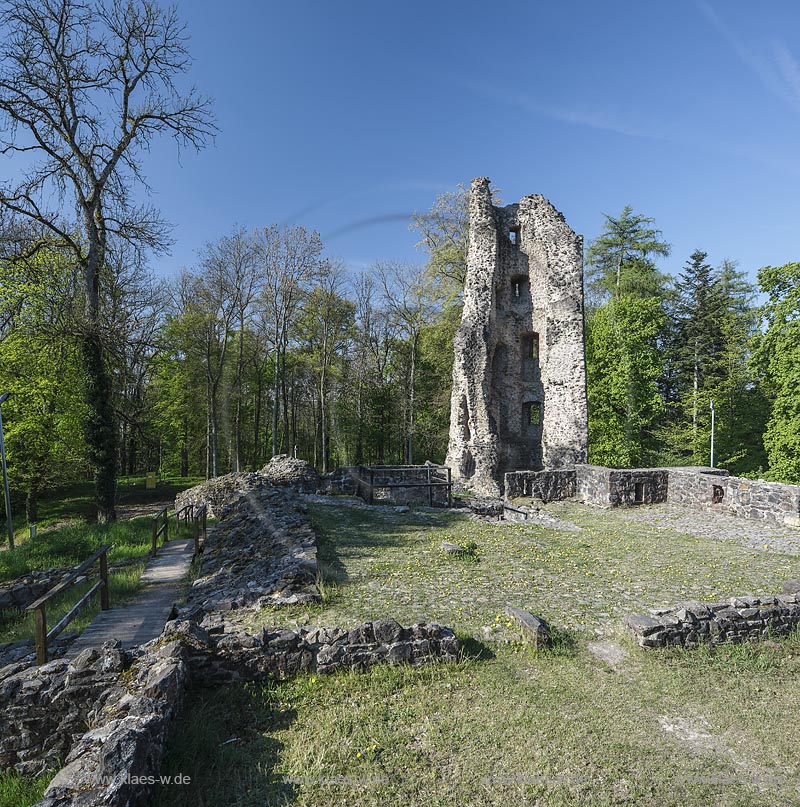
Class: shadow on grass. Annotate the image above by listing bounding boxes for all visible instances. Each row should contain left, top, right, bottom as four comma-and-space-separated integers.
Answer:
155, 682, 297, 807
457, 634, 496, 661
308, 502, 448, 588
548, 626, 582, 657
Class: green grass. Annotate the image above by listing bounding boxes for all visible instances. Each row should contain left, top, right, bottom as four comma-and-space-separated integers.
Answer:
156, 501, 800, 806
0, 770, 51, 807
1, 475, 203, 549
0, 515, 196, 643
0, 561, 145, 645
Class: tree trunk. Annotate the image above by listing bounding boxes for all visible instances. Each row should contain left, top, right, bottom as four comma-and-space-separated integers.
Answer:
181, 415, 189, 477
26, 486, 38, 525
271, 349, 280, 458
81, 330, 118, 522
209, 385, 219, 477
253, 376, 263, 471
407, 331, 418, 465
119, 420, 128, 479
234, 318, 244, 471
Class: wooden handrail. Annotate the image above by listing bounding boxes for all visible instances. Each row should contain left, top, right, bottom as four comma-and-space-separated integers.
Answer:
26, 543, 112, 665
151, 506, 169, 555
192, 504, 207, 555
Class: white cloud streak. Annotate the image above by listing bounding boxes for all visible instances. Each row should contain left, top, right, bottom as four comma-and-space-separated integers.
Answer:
697, 1, 800, 114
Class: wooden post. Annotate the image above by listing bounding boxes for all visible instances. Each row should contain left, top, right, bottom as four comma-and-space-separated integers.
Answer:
151, 517, 158, 556
99, 549, 110, 611
164, 510, 169, 543
447, 467, 452, 508
34, 607, 47, 665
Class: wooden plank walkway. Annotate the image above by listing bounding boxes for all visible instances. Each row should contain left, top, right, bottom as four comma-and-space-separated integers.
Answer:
66, 538, 194, 656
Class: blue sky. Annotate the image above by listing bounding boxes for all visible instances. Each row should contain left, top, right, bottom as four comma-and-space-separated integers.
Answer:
141, 0, 800, 285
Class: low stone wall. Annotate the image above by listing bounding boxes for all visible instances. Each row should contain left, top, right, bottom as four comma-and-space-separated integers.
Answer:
260, 455, 319, 492
175, 471, 268, 519
164, 617, 460, 685
185, 486, 320, 611
321, 466, 360, 496
504, 469, 576, 501
9, 617, 458, 805
667, 469, 800, 527
575, 465, 669, 507
0, 569, 72, 615
36, 639, 189, 807
176, 458, 321, 519
0, 644, 126, 775
355, 465, 451, 507
624, 588, 800, 648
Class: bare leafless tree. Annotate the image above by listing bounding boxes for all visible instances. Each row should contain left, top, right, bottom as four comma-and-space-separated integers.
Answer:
0, 0, 215, 520
379, 261, 441, 465
255, 224, 323, 457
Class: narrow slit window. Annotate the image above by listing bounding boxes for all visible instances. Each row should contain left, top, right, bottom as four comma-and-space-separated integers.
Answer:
523, 402, 542, 430
509, 225, 520, 246
510, 274, 528, 299
523, 333, 540, 360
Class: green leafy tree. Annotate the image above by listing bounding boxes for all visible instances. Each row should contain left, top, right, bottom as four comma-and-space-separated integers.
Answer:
752, 262, 800, 482
0, 0, 214, 520
586, 206, 671, 302
585, 207, 671, 466
0, 249, 86, 524
586, 296, 666, 466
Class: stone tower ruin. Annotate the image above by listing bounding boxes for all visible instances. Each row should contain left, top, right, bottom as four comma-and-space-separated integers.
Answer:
445, 177, 588, 496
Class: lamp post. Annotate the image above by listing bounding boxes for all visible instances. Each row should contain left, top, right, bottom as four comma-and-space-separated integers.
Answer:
709, 399, 715, 469
0, 392, 12, 549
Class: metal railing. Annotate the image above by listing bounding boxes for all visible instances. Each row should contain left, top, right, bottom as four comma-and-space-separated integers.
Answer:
26, 543, 111, 665
354, 463, 453, 507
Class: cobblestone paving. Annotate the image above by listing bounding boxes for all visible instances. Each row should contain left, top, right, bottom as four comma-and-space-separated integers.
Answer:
245, 498, 800, 643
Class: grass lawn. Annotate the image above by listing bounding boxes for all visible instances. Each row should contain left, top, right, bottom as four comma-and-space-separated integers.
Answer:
0, 475, 203, 550
155, 501, 800, 807
0, 475, 202, 646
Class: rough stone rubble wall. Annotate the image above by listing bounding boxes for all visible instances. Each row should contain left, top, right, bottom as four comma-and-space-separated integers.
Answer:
446, 176, 588, 496
667, 469, 800, 527
10, 619, 459, 805
504, 469, 577, 501
575, 465, 669, 507
624, 590, 800, 648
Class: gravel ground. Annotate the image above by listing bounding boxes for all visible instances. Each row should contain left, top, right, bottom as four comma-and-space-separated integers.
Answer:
584, 501, 800, 556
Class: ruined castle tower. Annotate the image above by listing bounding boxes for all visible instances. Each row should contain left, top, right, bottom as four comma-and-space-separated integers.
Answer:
445, 177, 588, 496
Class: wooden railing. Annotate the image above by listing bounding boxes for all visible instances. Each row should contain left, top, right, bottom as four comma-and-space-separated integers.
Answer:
156, 499, 212, 555
151, 506, 169, 555
192, 504, 207, 555
26, 543, 111, 665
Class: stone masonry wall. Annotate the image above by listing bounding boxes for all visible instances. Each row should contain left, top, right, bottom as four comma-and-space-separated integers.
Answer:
446, 176, 588, 496
15, 618, 458, 805
0, 644, 127, 775
575, 465, 669, 507
504, 468, 576, 501
667, 469, 800, 527
185, 486, 320, 610
624, 587, 800, 649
